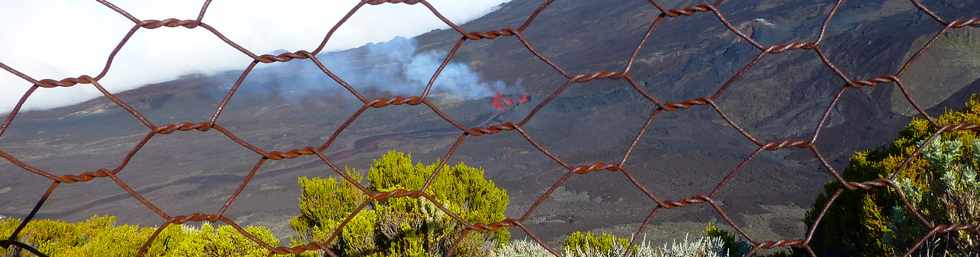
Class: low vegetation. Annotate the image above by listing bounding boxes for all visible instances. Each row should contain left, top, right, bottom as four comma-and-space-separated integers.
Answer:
0, 215, 277, 257
2, 95, 977, 257
288, 151, 509, 257
493, 231, 730, 257
804, 94, 980, 257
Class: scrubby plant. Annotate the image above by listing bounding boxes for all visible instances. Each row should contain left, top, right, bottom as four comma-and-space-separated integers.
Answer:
805, 94, 980, 257
0, 215, 278, 257
163, 223, 280, 257
654, 234, 728, 257
704, 223, 748, 257
288, 150, 509, 257
492, 239, 555, 257
563, 231, 633, 257
493, 232, 729, 257
701, 223, 800, 257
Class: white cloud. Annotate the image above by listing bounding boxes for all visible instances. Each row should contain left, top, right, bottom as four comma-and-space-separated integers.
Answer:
0, 0, 510, 111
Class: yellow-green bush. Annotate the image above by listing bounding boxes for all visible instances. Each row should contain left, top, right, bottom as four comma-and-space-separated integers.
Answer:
562, 231, 631, 257
805, 95, 980, 257
163, 223, 280, 257
0, 215, 278, 257
288, 150, 509, 257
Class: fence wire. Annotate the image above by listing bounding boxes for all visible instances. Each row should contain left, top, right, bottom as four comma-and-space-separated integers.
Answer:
0, 0, 978, 256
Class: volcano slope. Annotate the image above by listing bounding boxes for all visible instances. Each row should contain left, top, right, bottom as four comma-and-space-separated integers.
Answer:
1, 0, 978, 245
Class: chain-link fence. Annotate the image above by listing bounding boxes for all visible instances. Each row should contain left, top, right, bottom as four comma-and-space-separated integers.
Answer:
0, 0, 978, 256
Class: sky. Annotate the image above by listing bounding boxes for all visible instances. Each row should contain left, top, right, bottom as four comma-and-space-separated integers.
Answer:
0, 0, 511, 111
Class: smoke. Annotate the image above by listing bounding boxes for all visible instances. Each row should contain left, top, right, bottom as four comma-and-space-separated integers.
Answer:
330, 37, 502, 99
0, 0, 512, 112
245, 37, 509, 103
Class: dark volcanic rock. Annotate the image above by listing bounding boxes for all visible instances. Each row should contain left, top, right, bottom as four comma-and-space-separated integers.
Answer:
0, 0, 977, 243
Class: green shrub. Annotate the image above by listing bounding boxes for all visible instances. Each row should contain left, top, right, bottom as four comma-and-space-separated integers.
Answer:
288, 150, 509, 257
494, 232, 729, 257
701, 223, 801, 257
563, 231, 632, 256
164, 223, 280, 257
704, 223, 748, 256
805, 94, 980, 257
0, 215, 278, 257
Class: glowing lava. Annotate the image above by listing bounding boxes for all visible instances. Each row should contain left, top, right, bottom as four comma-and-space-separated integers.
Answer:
491, 91, 530, 112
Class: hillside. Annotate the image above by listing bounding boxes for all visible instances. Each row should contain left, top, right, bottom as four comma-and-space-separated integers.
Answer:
0, 0, 977, 244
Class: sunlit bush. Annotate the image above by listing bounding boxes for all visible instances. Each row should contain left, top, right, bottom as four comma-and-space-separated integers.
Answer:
0, 215, 278, 257
288, 151, 509, 257
805, 95, 980, 257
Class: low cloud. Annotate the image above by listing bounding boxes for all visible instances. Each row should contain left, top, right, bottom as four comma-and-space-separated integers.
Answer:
0, 0, 510, 111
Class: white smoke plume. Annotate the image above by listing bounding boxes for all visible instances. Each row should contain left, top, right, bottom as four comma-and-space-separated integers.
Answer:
240, 36, 510, 104
325, 37, 502, 99
0, 0, 511, 112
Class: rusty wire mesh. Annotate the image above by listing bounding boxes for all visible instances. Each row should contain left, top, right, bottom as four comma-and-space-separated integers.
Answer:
0, 0, 978, 256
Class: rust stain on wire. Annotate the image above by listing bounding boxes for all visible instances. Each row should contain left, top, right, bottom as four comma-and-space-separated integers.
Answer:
0, 0, 977, 256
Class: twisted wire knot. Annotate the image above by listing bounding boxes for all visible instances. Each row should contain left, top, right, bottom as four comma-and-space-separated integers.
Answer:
464, 28, 517, 40
946, 123, 980, 132
571, 162, 622, 174
469, 219, 517, 232
154, 122, 212, 134
465, 122, 517, 136
660, 195, 710, 209
140, 18, 200, 29
270, 244, 329, 255
571, 71, 627, 83
57, 169, 112, 184
663, 97, 709, 111
846, 179, 893, 191
949, 17, 979, 28
170, 213, 222, 224
365, 0, 421, 5
756, 240, 805, 249
256, 51, 313, 63
761, 139, 810, 151
932, 223, 979, 234
850, 75, 899, 88
37, 75, 95, 88
368, 96, 423, 108
372, 189, 424, 200
266, 147, 317, 160
663, 4, 712, 17
766, 42, 817, 53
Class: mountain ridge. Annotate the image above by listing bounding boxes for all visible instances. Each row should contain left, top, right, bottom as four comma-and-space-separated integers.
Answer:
1, 0, 977, 244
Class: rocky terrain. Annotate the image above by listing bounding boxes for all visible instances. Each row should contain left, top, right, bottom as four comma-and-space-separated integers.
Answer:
0, 0, 978, 247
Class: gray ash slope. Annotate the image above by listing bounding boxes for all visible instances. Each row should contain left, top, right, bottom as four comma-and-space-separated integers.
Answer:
1, 0, 978, 243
